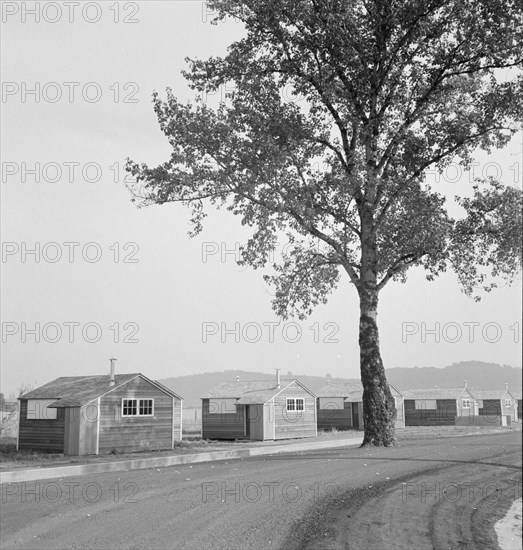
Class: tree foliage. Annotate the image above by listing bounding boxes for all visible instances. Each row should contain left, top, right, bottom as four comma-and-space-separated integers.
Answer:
127, 0, 522, 444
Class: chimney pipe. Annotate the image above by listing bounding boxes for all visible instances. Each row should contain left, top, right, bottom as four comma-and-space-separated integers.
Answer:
276, 368, 281, 389
505, 382, 509, 391
109, 358, 117, 386
464, 380, 467, 389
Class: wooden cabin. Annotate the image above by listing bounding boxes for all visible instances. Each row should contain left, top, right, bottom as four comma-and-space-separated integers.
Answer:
402, 383, 476, 426
316, 382, 405, 431
17, 368, 182, 455
473, 384, 518, 423
202, 373, 316, 441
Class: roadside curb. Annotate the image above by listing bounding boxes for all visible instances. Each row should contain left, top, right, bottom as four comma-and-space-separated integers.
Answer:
0, 437, 363, 484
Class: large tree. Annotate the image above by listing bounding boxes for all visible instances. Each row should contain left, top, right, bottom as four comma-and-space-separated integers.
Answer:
127, 0, 522, 445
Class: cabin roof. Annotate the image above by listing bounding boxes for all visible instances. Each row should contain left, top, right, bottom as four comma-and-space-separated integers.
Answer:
19, 374, 182, 407
402, 387, 471, 400
203, 379, 315, 404
315, 382, 363, 398
472, 389, 514, 400
316, 382, 404, 400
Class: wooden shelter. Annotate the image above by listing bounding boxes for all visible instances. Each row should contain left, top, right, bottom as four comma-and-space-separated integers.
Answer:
18, 365, 182, 455
402, 383, 476, 426
316, 381, 405, 430
201, 372, 316, 441
472, 384, 518, 423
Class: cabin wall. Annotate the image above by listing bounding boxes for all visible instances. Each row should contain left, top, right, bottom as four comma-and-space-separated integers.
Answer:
18, 399, 65, 452
63, 408, 81, 455
478, 399, 501, 417
356, 402, 364, 430
78, 402, 99, 455
456, 392, 476, 417
62, 404, 99, 456
500, 396, 517, 421
274, 383, 316, 440
317, 400, 353, 431
173, 398, 182, 440
98, 377, 179, 453
249, 404, 265, 441
405, 399, 457, 426
201, 399, 246, 440
393, 395, 405, 428
263, 403, 275, 440
477, 398, 516, 421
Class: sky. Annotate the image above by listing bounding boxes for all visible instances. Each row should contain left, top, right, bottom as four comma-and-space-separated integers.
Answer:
1, 1, 522, 397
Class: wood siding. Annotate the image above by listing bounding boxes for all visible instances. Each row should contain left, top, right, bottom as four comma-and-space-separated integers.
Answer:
98, 377, 181, 453
478, 399, 501, 417
18, 399, 65, 452
392, 390, 405, 429
64, 408, 80, 455
478, 398, 516, 421
317, 401, 352, 430
273, 383, 316, 440
201, 399, 246, 440
263, 403, 275, 440
405, 399, 457, 426
63, 404, 98, 455
249, 404, 265, 441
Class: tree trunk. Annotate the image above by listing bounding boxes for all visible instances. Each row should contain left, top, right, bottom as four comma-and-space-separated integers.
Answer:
358, 201, 396, 447
358, 286, 396, 446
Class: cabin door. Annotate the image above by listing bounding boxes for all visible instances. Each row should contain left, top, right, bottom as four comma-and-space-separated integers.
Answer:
245, 406, 251, 437
352, 403, 360, 429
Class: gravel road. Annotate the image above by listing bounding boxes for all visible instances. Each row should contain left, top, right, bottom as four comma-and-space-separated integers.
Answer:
1, 431, 521, 550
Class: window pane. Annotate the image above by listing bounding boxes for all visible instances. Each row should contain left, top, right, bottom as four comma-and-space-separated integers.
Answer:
139, 399, 153, 415
123, 399, 137, 416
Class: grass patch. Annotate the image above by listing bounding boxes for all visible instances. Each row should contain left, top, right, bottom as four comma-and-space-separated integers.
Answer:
0, 439, 66, 464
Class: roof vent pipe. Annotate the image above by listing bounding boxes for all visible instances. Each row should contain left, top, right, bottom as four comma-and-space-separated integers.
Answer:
109, 358, 117, 386
276, 368, 281, 389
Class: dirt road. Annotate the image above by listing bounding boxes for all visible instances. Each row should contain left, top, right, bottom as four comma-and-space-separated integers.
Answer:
1, 432, 521, 549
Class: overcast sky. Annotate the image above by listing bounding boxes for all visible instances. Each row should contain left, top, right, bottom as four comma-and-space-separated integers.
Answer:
1, 1, 521, 397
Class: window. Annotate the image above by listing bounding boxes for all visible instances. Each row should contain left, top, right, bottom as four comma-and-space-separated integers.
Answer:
415, 399, 437, 410
122, 398, 153, 417
286, 398, 304, 411
462, 399, 470, 409
209, 398, 237, 414
504, 399, 512, 407
318, 397, 344, 410
26, 399, 58, 420
139, 399, 153, 415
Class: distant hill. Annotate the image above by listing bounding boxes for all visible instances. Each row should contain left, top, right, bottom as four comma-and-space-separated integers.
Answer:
158, 361, 522, 408
386, 361, 522, 392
